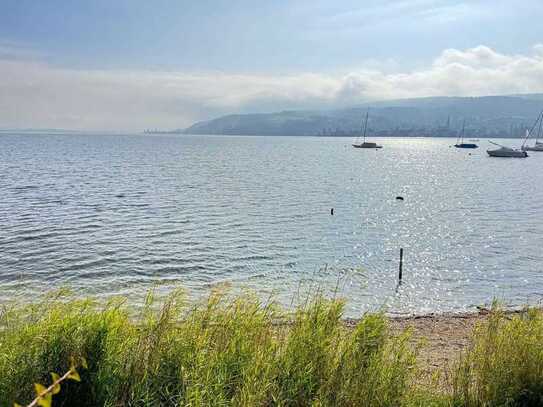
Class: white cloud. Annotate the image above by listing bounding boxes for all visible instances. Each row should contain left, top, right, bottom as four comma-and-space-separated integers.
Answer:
0, 44, 542, 130
433, 45, 512, 68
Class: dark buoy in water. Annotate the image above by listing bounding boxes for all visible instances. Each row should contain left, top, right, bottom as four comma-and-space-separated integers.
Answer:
396, 196, 404, 201
331, 208, 334, 215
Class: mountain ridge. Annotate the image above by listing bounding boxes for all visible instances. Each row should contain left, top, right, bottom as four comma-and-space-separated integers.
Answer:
177, 94, 543, 138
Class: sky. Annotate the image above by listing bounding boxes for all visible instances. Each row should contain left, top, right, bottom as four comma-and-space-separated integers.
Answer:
1, 0, 542, 130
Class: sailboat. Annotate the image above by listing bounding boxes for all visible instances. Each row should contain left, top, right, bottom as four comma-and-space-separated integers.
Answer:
522, 110, 543, 152
487, 141, 528, 157
454, 120, 478, 148
352, 110, 382, 149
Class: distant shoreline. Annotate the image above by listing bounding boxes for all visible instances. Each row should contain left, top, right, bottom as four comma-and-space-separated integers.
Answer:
142, 132, 524, 139
0, 129, 526, 139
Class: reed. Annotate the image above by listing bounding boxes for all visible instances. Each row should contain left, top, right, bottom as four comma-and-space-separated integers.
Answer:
0, 289, 419, 406
2, 291, 543, 406
451, 304, 543, 407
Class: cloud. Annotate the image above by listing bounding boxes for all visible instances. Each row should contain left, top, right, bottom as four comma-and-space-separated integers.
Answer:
0, 44, 542, 130
304, 0, 485, 31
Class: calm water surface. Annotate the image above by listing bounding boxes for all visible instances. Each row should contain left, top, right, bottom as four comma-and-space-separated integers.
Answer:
1, 134, 543, 315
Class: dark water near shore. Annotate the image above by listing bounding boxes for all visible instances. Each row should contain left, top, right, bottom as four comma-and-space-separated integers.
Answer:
1, 133, 543, 316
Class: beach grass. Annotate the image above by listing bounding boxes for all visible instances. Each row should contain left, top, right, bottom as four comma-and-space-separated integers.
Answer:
451, 304, 543, 407
1, 290, 543, 406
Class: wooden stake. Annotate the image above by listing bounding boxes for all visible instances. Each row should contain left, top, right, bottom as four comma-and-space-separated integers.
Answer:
398, 248, 403, 283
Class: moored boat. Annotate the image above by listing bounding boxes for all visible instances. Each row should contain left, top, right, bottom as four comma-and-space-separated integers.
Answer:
521, 110, 543, 152
522, 144, 543, 152
352, 141, 383, 149
455, 142, 478, 149
352, 110, 382, 149
454, 120, 478, 149
487, 142, 528, 158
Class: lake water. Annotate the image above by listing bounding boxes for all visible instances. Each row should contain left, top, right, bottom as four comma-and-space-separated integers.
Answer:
1, 133, 543, 316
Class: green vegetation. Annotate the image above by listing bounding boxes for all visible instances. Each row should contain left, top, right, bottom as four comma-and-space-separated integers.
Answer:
452, 306, 543, 407
1, 290, 543, 407
21, 358, 85, 407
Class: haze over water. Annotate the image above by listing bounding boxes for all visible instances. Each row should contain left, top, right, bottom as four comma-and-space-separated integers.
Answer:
1, 133, 543, 316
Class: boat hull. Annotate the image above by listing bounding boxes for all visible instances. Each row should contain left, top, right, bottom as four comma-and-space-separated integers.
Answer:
487, 149, 528, 158
352, 143, 382, 149
454, 143, 478, 149
522, 145, 543, 152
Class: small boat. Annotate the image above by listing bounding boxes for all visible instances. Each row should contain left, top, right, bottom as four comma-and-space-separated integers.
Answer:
454, 120, 478, 149
522, 144, 543, 152
352, 141, 382, 149
352, 110, 382, 149
521, 110, 543, 152
455, 142, 478, 149
487, 141, 528, 158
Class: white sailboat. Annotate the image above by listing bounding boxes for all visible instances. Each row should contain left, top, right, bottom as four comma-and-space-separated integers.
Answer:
487, 141, 528, 158
522, 110, 543, 152
352, 110, 382, 149
486, 111, 543, 157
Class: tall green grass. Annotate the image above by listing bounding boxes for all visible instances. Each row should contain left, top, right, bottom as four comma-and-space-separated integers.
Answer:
452, 306, 543, 407
0, 289, 417, 406
407, 305, 543, 407
2, 291, 543, 407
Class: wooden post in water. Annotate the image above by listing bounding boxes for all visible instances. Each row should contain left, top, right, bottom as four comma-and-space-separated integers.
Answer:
398, 248, 404, 283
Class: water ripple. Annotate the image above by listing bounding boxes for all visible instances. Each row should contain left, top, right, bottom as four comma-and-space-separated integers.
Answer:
1, 134, 543, 315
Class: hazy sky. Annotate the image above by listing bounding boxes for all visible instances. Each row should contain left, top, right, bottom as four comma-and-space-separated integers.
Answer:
1, 0, 542, 130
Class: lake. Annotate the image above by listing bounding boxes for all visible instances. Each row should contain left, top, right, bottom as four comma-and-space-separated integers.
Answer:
1, 133, 542, 316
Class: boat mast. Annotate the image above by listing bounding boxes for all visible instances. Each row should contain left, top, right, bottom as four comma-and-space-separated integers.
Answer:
537, 111, 543, 144
522, 110, 543, 148
362, 109, 369, 143
460, 120, 465, 144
